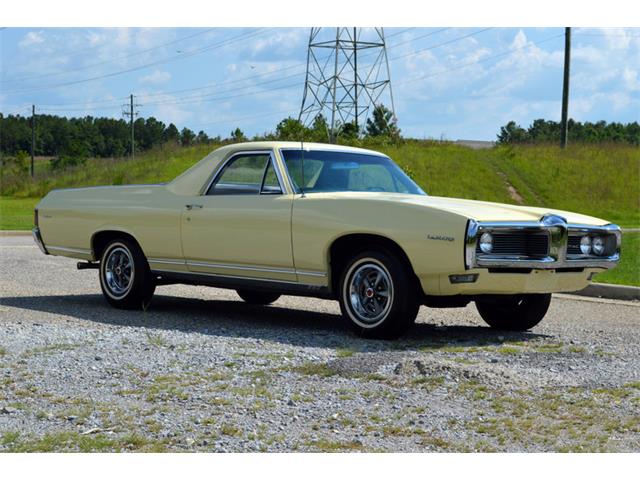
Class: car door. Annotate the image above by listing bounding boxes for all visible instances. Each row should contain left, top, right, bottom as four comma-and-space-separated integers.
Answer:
180, 150, 296, 282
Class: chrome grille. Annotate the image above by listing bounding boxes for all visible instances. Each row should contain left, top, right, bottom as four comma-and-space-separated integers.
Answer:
476, 231, 549, 257
567, 235, 582, 255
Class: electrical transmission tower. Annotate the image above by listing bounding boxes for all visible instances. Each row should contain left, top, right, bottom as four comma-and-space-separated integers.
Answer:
299, 27, 396, 142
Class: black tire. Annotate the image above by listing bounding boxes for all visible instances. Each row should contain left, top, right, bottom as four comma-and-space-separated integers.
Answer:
475, 294, 551, 331
236, 290, 281, 305
99, 238, 155, 310
338, 249, 419, 340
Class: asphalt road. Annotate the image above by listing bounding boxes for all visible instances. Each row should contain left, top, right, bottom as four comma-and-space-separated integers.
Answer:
1, 235, 639, 452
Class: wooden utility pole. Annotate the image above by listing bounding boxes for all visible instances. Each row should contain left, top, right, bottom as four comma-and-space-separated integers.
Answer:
560, 27, 571, 148
122, 95, 138, 159
30, 105, 35, 178
130, 94, 135, 160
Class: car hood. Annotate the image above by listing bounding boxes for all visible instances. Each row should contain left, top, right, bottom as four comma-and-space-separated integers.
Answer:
402, 195, 610, 225
308, 192, 611, 226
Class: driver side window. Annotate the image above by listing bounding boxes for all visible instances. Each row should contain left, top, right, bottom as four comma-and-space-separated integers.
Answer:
207, 153, 282, 195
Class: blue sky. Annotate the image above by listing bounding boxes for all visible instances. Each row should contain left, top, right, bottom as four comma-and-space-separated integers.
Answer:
1, 27, 638, 140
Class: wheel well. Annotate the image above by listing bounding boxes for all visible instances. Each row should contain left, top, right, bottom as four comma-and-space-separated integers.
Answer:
328, 233, 418, 294
91, 230, 140, 261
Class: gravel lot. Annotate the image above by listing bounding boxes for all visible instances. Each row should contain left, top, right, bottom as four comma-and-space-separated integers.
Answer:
1, 236, 639, 452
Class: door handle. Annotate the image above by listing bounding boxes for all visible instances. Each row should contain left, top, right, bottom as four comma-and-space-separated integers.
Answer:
185, 204, 203, 210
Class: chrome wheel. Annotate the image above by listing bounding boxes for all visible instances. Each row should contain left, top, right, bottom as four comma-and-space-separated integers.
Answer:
104, 245, 134, 299
345, 260, 394, 328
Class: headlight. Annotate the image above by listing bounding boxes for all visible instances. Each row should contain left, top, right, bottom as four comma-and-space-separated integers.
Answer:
592, 236, 606, 256
479, 232, 493, 254
580, 236, 592, 255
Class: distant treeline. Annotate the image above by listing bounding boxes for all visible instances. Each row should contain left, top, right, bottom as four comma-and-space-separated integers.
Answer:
0, 105, 401, 171
498, 119, 639, 145
0, 113, 216, 169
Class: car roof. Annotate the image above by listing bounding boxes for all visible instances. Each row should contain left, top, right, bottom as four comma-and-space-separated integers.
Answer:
216, 141, 387, 157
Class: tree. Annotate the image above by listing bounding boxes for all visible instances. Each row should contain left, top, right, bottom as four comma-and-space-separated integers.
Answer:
497, 121, 529, 144
162, 123, 180, 144
339, 121, 359, 140
196, 130, 210, 144
180, 127, 196, 146
275, 117, 308, 141
139, 117, 166, 150
365, 104, 400, 138
230, 127, 246, 142
309, 114, 329, 142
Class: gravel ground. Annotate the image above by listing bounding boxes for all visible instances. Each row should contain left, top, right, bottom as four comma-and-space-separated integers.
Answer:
1, 236, 639, 452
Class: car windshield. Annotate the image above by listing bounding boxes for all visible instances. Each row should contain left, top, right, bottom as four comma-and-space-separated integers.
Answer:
281, 150, 426, 195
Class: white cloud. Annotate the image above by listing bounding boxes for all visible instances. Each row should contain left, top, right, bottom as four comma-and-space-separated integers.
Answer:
19, 31, 45, 48
139, 70, 171, 85
622, 68, 640, 92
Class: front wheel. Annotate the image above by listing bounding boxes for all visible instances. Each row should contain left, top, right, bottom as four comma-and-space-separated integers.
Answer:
338, 249, 419, 339
475, 294, 551, 331
99, 238, 155, 310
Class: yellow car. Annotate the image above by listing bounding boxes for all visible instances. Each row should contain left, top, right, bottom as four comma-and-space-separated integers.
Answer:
32, 141, 621, 338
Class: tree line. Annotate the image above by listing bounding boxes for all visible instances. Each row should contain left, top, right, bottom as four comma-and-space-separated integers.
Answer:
2, 107, 637, 176
497, 119, 639, 145
0, 104, 401, 172
0, 113, 218, 170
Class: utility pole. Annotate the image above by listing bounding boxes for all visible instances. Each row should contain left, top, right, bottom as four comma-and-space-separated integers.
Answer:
30, 105, 35, 178
560, 27, 571, 148
122, 95, 139, 160
130, 94, 135, 160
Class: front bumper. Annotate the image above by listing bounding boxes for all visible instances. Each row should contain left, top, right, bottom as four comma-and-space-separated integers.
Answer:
32, 227, 48, 255
465, 216, 621, 270
432, 268, 601, 296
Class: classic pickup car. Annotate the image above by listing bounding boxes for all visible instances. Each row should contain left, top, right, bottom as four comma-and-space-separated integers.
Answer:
33, 141, 621, 338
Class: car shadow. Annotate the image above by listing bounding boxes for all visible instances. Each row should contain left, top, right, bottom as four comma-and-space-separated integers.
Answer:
0, 293, 550, 351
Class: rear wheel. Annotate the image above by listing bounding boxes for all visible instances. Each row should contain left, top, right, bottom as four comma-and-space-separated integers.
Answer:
99, 238, 155, 309
338, 249, 419, 339
236, 290, 281, 305
475, 294, 551, 331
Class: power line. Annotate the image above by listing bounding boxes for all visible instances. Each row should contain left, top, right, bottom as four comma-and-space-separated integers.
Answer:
390, 28, 492, 61
16, 29, 558, 128
395, 33, 564, 86
3, 28, 218, 85
2, 28, 272, 95
573, 33, 640, 38
191, 108, 297, 130
16, 28, 453, 107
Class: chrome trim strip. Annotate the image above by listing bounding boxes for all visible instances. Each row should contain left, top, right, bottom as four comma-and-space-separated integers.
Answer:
47, 245, 92, 255
464, 218, 621, 270
147, 258, 186, 266
186, 260, 296, 275
201, 150, 285, 197
152, 268, 303, 286
296, 270, 327, 278
150, 257, 325, 278
278, 147, 388, 157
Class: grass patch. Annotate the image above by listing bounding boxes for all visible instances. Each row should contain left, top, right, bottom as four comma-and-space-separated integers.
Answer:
471, 386, 640, 452
3, 431, 167, 452
593, 232, 640, 286
0, 196, 37, 230
336, 347, 357, 358
22, 343, 81, 357
291, 362, 338, 378
305, 438, 363, 452
145, 332, 168, 348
